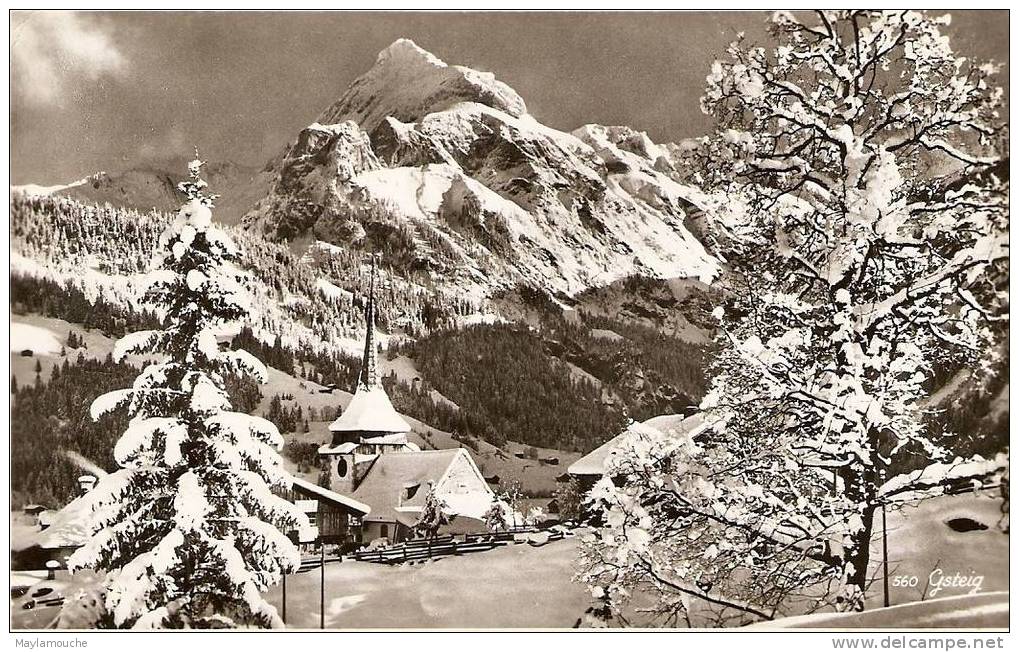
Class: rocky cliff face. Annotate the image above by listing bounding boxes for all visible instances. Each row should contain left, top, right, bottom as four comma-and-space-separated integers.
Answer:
243, 38, 717, 299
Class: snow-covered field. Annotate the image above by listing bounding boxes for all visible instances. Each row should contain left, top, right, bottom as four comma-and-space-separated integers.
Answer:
868, 492, 1008, 608
10, 322, 63, 355
261, 491, 1008, 629
755, 592, 1008, 629
9, 313, 162, 388
263, 536, 590, 629
9, 492, 1009, 630
266, 492, 1008, 629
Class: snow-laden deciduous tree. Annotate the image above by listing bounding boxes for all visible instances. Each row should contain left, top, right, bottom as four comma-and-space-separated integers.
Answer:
580, 10, 1008, 623
483, 500, 508, 532
65, 157, 308, 629
552, 477, 583, 524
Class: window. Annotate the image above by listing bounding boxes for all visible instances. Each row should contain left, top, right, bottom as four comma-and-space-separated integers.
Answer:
380, 524, 389, 538
336, 458, 348, 478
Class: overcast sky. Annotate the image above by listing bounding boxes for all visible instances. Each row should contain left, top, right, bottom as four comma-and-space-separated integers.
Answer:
10, 10, 1009, 184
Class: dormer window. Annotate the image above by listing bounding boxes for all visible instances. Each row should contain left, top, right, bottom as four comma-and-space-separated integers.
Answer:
403, 482, 420, 501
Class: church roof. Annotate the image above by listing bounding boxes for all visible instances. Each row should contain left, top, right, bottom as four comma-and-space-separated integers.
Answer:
350, 449, 479, 523
357, 258, 381, 392
327, 385, 412, 434
327, 256, 411, 436
567, 412, 711, 477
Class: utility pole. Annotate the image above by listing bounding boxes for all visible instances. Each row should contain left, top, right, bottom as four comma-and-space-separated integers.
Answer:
282, 571, 287, 624
882, 503, 890, 608
320, 538, 325, 630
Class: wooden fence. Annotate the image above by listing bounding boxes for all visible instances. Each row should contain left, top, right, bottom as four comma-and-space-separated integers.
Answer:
352, 528, 567, 565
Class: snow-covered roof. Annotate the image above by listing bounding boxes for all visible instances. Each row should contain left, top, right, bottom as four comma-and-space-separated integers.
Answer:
327, 385, 411, 434
290, 477, 371, 515
319, 438, 420, 455
363, 433, 409, 445
37, 494, 93, 549
641, 413, 697, 434
568, 412, 711, 477
351, 449, 489, 523
319, 441, 358, 455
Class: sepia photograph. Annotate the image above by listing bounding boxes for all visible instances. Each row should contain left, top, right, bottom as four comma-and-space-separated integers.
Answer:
7, 7, 1011, 636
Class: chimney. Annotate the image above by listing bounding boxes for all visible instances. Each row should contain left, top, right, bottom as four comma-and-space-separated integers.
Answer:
78, 475, 97, 495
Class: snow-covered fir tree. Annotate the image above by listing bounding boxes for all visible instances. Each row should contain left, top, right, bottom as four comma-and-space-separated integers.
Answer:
580, 10, 1009, 623
65, 156, 308, 629
414, 486, 451, 539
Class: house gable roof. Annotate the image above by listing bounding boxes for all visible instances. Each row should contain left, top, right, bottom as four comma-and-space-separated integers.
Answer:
291, 477, 371, 515
37, 494, 93, 549
567, 412, 710, 476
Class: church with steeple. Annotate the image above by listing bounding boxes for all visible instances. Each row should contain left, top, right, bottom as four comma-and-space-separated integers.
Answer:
316, 261, 496, 543
319, 262, 420, 495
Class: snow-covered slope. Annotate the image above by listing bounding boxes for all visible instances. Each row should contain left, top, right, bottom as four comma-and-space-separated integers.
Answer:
11, 175, 93, 197
43, 160, 266, 225
244, 39, 718, 299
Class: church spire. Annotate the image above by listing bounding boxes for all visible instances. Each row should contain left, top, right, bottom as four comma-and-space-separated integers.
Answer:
357, 255, 380, 391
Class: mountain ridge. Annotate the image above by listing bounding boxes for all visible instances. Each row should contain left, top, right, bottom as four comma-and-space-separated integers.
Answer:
242, 38, 718, 300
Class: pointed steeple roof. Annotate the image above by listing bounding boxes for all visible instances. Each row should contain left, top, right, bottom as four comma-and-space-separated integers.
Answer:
356, 257, 380, 391
328, 256, 411, 437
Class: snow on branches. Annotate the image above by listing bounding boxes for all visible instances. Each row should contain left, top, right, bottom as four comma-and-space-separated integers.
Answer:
66, 157, 308, 629
414, 487, 451, 539
582, 11, 1008, 623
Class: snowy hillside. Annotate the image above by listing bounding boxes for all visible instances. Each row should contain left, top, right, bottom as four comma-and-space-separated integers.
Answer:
243, 39, 718, 299
16, 159, 267, 226
9, 193, 476, 357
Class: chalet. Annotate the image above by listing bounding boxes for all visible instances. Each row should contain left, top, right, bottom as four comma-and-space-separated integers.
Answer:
22, 504, 46, 520
567, 412, 712, 493
316, 263, 496, 543
280, 477, 370, 550
13, 475, 99, 570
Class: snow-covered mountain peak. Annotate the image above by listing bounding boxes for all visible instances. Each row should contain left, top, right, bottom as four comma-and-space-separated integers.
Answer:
317, 38, 527, 134
374, 37, 444, 67
245, 40, 718, 299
